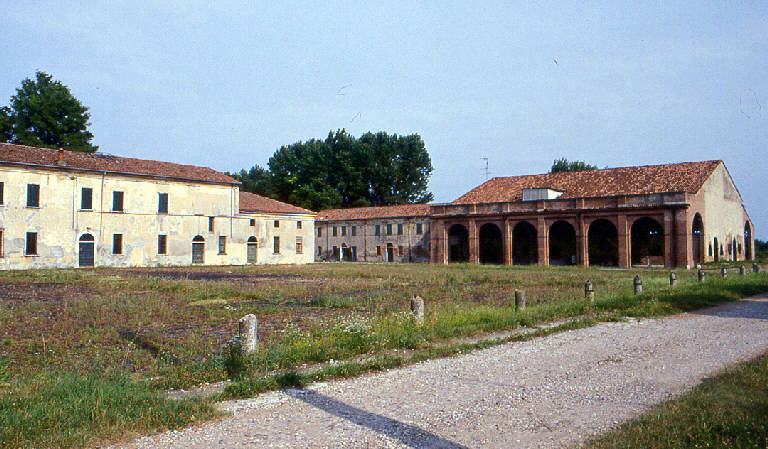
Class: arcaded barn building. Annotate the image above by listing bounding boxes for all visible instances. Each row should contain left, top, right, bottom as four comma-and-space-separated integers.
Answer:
0, 144, 315, 269
318, 161, 754, 268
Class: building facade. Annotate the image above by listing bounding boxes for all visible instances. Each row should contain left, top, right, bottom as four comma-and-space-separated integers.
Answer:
317, 161, 755, 268
0, 144, 315, 269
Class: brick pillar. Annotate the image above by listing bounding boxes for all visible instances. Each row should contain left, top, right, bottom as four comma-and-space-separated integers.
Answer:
664, 210, 674, 267
618, 214, 630, 268
469, 220, 479, 264
430, 220, 446, 264
503, 219, 513, 265
673, 209, 690, 268
537, 217, 548, 266
578, 215, 588, 267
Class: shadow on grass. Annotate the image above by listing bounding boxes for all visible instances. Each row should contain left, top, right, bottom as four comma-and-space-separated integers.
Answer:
286, 388, 469, 449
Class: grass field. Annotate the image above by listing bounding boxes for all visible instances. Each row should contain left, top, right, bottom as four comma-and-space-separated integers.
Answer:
1, 262, 766, 448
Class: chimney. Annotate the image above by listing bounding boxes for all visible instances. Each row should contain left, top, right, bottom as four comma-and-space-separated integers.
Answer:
56, 148, 67, 167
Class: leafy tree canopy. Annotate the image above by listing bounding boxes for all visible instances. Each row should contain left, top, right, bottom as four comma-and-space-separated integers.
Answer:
2, 71, 97, 152
231, 130, 434, 211
755, 239, 768, 260
550, 158, 598, 173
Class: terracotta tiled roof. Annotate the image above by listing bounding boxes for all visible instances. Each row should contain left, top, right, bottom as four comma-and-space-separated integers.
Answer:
453, 161, 722, 204
317, 204, 432, 221
0, 143, 237, 184
239, 192, 315, 215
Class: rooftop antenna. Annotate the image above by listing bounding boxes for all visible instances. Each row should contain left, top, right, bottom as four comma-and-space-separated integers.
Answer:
481, 157, 490, 181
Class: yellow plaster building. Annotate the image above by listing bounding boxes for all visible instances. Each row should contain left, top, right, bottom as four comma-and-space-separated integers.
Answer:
0, 144, 315, 269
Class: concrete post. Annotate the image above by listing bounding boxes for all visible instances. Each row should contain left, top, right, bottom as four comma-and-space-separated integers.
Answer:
411, 296, 425, 323
584, 280, 594, 302
721, 267, 728, 279
698, 269, 706, 283
237, 314, 258, 354
514, 289, 526, 311
739, 265, 746, 276
754, 263, 761, 273
669, 272, 677, 287
633, 275, 642, 295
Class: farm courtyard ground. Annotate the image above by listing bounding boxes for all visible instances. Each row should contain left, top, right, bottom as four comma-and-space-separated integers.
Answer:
1, 262, 767, 448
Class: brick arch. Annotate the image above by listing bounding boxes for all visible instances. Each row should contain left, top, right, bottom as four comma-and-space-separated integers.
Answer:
478, 222, 503, 264
630, 216, 664, 266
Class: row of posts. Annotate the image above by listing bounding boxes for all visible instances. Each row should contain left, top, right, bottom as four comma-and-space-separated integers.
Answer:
234, 263, 762, 353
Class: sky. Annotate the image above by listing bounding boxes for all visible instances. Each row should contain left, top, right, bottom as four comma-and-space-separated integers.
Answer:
1, 1, 767, 237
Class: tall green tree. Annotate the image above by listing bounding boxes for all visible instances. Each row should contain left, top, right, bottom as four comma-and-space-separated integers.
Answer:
2, 71, 97, 152
550, 158, 598, 173
235, 130, 434, 211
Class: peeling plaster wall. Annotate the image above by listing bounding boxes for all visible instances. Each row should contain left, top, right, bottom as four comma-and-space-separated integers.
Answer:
0, 165, 315, 269
316, 219, 431, 262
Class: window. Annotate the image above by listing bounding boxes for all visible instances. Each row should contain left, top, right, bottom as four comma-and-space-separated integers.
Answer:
273, 236, 280, 254
208, 217, 215, 232
341, 226, 346, 236
249, 219, 255, 226
297, 221, 302, 229
112, 191, 124, 212
386, 224, 392, 235
351, 226, 356, 237
158, 193, 168, 214
398, 246, 404, 257
274, 220, 280, 228
296, 237, 303, 254
158, 235, 168, 255
397, 224, 403, 235
113, 234, 123, 255
375, 225, 380, 236
0, 182, 4, 205
376, 245, 381, 256
27, 184, 40, 207
318, 246, 322, 256
0, 229, 3, 257
708, 244, 713, 257
333, 246, 338, 257
317, 227, 322, 237
416, 223, 423, 234
333, 226, 337, 237
81, 187, 93, 210
218, 236, 226, 254
25, 232, 37, 255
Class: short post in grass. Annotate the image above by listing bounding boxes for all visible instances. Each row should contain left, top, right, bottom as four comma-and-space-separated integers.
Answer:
669, 272, 677, 287
514, 289, 526, 311
411, 296, 425, 324
754, 263, 761, 273
584, 280, 594, 302
237, 314, 258, 354
633, 275, 642, 295
739, 265, 746, 276
698, 269, 706, 283
721, 267, 728, 279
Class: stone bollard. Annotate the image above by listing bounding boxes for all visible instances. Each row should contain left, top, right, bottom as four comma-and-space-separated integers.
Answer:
669, 272, 677, 288
411, 296, 425, 324
721, 267, 728, 279
754, 263, 761, 273
739, 265, 746, 276
698, 269, 706, 283
584, 280, 594, 302
237, 314, 258, 354
696, 264, 702, 270
633, 275, 642, 295
514, 289, 526, 311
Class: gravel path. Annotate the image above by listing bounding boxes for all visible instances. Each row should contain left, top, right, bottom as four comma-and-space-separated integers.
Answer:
117, 296, 768, 449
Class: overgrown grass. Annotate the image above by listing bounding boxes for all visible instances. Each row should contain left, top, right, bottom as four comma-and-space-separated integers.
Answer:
585, 350, 768, 448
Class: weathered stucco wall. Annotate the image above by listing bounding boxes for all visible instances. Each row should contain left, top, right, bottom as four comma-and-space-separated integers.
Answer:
316, 219, 431, 263
0, 165, 315, 269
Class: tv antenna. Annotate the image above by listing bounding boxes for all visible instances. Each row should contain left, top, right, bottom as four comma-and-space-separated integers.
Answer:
481, 157, 490, 180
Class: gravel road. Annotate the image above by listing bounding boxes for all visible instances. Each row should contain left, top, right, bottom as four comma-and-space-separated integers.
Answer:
117, 295, 768, 449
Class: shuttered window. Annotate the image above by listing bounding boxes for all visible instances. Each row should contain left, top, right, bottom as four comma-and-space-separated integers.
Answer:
158, 193, 168, 214
273, 236, 280, 254
81, 188, 93, 210
112, 191, 124, 212
113, 234, 123, 255
25, 232, 37, 255
27, 184, 39, 207
158, 235, 167, 255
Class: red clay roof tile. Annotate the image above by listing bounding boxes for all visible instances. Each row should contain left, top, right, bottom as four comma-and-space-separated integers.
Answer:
239, 191, 315, 215
453, 161, 721, 204
0, 143, 237, 184
317, 203, 432, 221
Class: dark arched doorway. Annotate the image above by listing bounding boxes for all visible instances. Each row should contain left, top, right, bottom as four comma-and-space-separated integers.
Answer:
588, 219, 618, 266
745, 222, 753, 260
192, 235, 205, 264
448, 224, 469, 262
78, 234, 95, 267
479, 223, 503, 264
713, 237, 719, 262
512, 221, 537, 265
631, 217, 664, 266
692, 213, 703, 265
549, 221, 576, 265
247, 236, 258, 263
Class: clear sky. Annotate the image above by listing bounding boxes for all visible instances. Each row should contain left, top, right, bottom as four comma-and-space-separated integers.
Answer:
2, 1, 766, 237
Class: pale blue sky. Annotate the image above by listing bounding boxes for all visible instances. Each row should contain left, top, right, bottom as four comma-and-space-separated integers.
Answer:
2, 1, 766, 237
